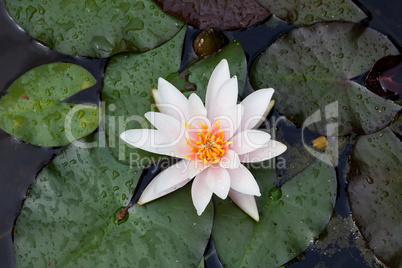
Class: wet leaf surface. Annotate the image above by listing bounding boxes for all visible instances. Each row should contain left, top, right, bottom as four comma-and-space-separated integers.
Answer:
256, 0, 366, 26
153, 0, 270, 30
102, 33, 247, 165
4, 0, 184, 57
251, 21, 401, 136
348, 128, 402, 267
102, 27, 186, 166
0, 63, 100, 146
213, 155, 336, 267
13, 132, 213, 267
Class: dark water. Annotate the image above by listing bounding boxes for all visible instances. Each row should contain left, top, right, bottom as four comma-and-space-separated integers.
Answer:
0, 0, 400, 267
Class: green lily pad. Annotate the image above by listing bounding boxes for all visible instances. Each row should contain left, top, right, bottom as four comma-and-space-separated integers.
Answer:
153, 0, 270, 30
102, 32, 247, 165
4, 0, 184, 57
102, 27, 186, 165
0, 63, 100, 147
13, 132, 213, 267
348, 128, 402, 267
251, 21, 401, 136
213, 155, 336, 267
256, 0, 366, 26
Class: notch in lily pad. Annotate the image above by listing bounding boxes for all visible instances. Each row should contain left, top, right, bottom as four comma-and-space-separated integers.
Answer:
0, 62, 101, 147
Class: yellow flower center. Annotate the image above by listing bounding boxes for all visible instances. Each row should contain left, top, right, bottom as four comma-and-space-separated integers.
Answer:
185, 120, 231, 164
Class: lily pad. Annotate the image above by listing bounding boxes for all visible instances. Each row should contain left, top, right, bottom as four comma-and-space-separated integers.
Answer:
102, 32, 247, 165
348, 128, 402, 267
213, 155, 336, 267
0, 62, 100, 147
153, 0, 270, 30
102, 27, 186, 165
13, 132, 213, 267
251, 21, 401, 136
256, 0, 366, 26
4, 0, 184, 57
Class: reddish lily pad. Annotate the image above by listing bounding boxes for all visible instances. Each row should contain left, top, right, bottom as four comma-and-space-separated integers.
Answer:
153, 0, 271, 30
256, 0, 366, 26
365, 55, 402, 97
348, 128, 402, 267
4, 0, 184, 57
251, 21, 401, 136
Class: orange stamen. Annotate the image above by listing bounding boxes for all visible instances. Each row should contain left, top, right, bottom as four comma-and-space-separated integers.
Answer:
185, 120, 230, 164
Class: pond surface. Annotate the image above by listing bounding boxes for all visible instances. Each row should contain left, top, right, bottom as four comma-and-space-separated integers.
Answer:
0, 0, 400, 267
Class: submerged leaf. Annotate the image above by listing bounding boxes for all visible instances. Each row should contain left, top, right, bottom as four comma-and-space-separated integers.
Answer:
153, 0, 270, 30
256, 0, 366, 26
213, 155, 336, 267
4, 0, 184, 57
193, 29, 229, 58
251, 21, 401, 136
13, 132, 213, 267
0, 63, 100, 146
348, 128, 402, 267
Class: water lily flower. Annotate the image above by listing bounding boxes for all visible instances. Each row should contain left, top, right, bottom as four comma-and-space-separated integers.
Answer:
120, 59, 287, 221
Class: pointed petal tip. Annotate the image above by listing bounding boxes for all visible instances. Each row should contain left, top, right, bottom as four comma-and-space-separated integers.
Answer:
137, 200, 146, 206
218, 58, 229, 67
157, 77, 167, 84
253, 215, 260, 222
119, 131, 128, 142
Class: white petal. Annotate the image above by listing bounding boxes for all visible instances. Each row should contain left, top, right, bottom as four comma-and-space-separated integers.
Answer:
188, 93, 207, 119
120, 129, 190, 158
219, 150, 240, 169
138, 160, 191, 205
120, 129, 169, 151
215, 104, 243, 140
207, 76, 238, 122
227, 164, 261, 196
145, 112, 184, 141
192, 169, 214, 215
205, 166, 231, 199
205, 59, 230, 111
237, 88, 274, 134
230, 130, 271, 155
171, 138, 192, 158
153, 78, 188, 121
187, 160, 210, 179
238, 140, 287, 163
229, 189, 259, 222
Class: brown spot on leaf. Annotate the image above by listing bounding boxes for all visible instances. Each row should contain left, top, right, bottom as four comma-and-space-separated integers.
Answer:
21, 94, 29, 100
